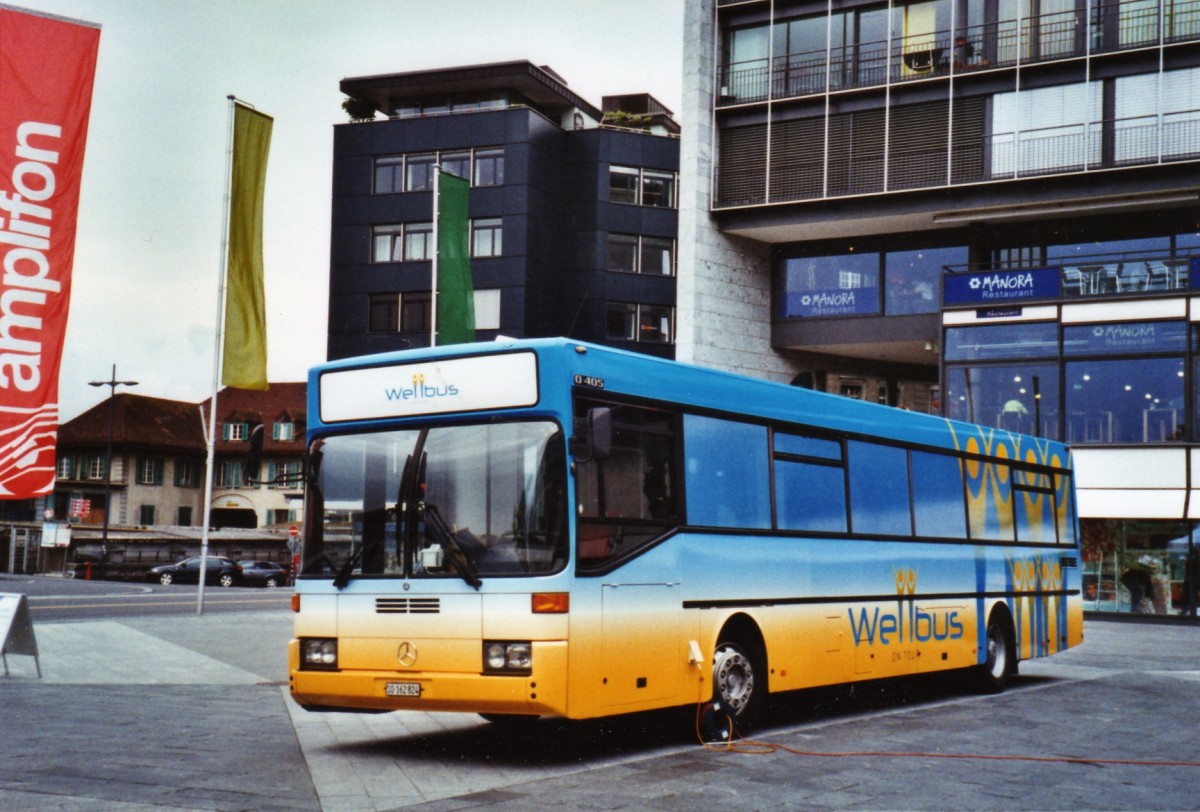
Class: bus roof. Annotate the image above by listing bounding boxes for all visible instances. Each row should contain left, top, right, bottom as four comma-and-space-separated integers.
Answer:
309, 337, 1070, 465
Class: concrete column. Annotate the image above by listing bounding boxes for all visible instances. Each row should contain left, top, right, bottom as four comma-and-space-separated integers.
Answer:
677, 0, 797, 382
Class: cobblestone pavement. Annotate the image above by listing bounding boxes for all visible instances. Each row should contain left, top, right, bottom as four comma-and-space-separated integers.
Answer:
1, 579, 1198, 810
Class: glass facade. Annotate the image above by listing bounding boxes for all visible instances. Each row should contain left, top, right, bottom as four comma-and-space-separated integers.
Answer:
944, 321, 1194, 444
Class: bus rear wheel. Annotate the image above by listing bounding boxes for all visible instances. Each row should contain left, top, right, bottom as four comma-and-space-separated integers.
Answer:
712, 639, 765, 729
976, 614, 1014, 693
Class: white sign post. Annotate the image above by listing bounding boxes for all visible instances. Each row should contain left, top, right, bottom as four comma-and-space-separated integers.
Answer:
0, 593, 40, 678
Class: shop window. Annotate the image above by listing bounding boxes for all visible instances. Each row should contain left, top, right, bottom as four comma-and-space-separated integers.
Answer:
885, 246, 965, 315
945, 364, 1060, 440
1064, 357, 1185, 443
944, 323, 1059, 362
779, 252, 881, 318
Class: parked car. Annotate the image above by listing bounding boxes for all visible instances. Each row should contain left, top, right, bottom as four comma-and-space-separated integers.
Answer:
146, 556, 243, 587
237, 560, 288, 588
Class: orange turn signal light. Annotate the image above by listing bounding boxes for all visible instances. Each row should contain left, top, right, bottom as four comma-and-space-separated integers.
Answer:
291, 593, 301, 613
531, 592, 569, 614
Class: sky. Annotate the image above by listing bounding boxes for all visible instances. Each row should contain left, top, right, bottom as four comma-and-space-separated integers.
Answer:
12, 0, 685, 421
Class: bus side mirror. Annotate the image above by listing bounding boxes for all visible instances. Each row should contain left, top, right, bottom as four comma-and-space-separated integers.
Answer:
573, 407, 612, 462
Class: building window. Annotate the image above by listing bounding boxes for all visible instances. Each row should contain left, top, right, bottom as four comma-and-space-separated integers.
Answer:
374, 147, 505, 193
606, 302, 673, 343
609, 166, 677, 207
471, 218, 503, 257
273, 421, 295, 441
223, 422, 247, 441
440, 151, 471, 180
641, 171, 676, 208
609, 166, 641, 204
405, 153, 436, 191
174, 460, 201, 488
86, 455, 106, 480
885, 246, 965, 315
374, 156, 404, 194
56, 456, 74, 480
372, 224, 404, 262
640, 237, 675, 276
607, 234, 675, 275
473, 148, 504, 186
139, 505, 155, 525
946, 364, 1061, 440
268, 461, 301, 489
218, 460, 244, 489
177, 506, 192, 526
137, 457, 164, 486
401, 292, 432, 333
779, 252, 882, 317
607, 234, 639, 273
404, 222, 434, 261
474, 288, 501, 330
369, 293, 399, 332
1065, 357, 1186, 444
991, 82, 1102, 177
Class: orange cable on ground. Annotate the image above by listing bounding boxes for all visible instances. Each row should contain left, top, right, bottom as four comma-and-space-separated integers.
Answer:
694, 702, 1200, 767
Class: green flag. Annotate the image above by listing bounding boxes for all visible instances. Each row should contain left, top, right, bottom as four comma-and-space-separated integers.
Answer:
435, 169, 475, 346
223, 103, 273, 389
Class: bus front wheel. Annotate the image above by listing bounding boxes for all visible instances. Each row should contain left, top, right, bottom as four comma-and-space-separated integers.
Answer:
712, 638, 765, 729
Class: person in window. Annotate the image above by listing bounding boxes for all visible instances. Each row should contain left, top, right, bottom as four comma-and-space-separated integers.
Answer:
954, 36, 983, 70
1120, 565, 1154, 613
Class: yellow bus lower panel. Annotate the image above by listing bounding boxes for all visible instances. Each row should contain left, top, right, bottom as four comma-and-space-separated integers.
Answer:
289, 639, 568, 717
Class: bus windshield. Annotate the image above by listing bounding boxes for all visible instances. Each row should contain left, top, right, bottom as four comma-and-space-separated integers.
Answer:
302, 421, 568, 584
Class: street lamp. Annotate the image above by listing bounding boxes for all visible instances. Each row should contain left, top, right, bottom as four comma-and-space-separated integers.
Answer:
88, 365, 138, 580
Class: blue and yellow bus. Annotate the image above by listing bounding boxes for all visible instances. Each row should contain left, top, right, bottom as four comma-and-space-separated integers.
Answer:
289, 338, 1082, 728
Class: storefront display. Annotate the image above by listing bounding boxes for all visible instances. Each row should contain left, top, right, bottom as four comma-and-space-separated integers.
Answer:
1081, 519, 1198, 617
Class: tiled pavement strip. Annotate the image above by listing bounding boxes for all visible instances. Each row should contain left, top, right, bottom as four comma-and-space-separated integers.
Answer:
1, 599, 1199, 811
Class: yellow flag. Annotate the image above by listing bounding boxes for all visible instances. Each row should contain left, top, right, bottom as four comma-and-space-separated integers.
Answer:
222, 103, 273, 390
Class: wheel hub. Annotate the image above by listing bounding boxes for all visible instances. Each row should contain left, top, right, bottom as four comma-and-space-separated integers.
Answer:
714, 647, 754, 711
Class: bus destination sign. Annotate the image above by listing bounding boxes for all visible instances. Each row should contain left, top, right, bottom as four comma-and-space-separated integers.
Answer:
319, 351, 539, 423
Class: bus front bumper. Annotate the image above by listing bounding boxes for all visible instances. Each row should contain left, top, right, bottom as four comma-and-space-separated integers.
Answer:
288, 639, 568, 716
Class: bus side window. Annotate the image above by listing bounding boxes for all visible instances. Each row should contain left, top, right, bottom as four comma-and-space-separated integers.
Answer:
967, 460, 1016, 542
847, 441, 913, 537
574, 398, 678, 569
773, 432, 847, 533
684, 415, 770, 529
911, 451, 968, 539
1055, 473, 1077, 546
1013, 468, 1056, 544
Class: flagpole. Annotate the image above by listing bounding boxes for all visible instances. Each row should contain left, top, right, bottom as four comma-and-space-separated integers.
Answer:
430, 165, 439, 347
197, 95, 238, 615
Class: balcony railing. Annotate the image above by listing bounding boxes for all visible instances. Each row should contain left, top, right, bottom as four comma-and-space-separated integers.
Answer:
716, 110, 1200, 207
717, 0, 1200, 106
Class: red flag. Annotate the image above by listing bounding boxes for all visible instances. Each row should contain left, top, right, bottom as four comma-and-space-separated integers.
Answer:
0, 8, 100, 498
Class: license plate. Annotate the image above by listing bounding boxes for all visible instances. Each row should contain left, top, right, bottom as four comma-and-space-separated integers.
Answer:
385, 681, 421, 697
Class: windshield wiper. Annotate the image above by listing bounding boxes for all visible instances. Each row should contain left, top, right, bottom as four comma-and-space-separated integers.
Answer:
332, 543, 364, 590
421, 501, 482, 590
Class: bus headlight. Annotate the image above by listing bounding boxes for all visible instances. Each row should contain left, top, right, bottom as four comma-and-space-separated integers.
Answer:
483, 641, 532, 674
300, 638, 338, 670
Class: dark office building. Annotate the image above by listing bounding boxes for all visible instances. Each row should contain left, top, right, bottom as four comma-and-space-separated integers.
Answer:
684, 0, 1200, 617
328, 61, 679, 361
